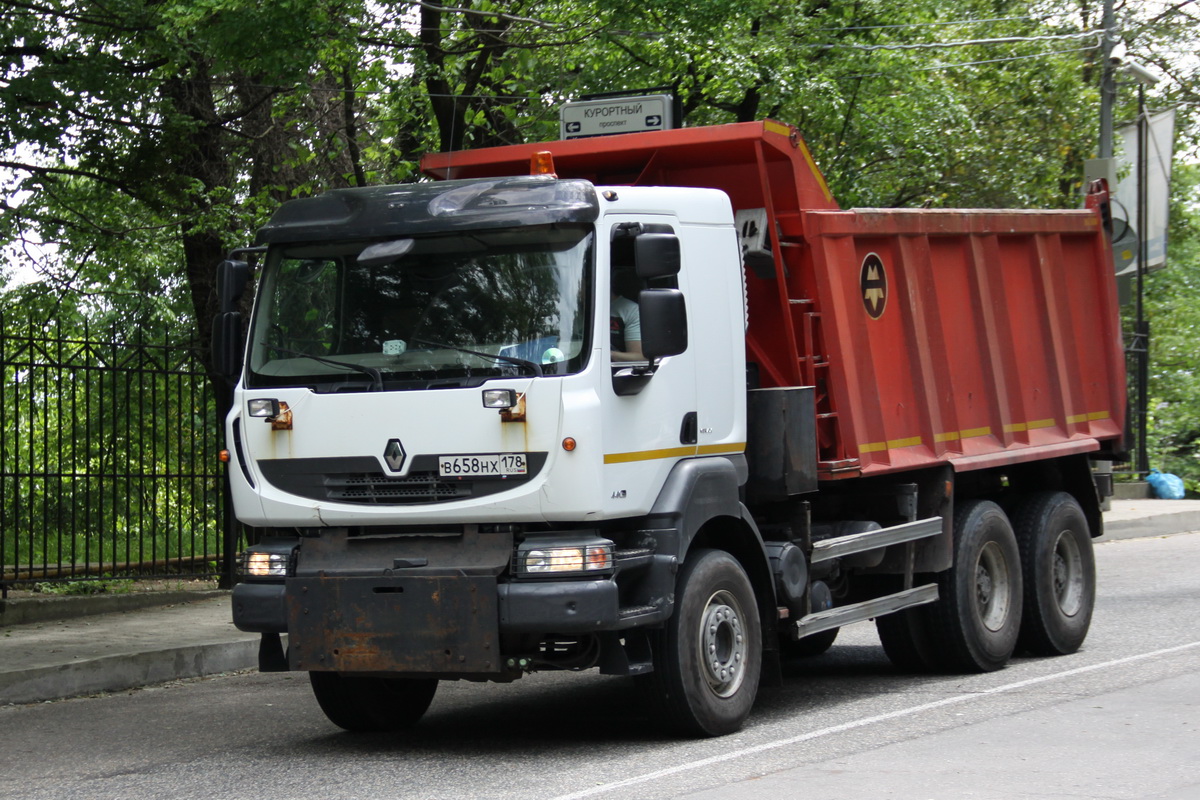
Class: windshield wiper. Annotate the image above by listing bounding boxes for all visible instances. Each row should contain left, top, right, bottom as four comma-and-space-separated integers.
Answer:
265, 345, 383, 391
412, 338, 543, 377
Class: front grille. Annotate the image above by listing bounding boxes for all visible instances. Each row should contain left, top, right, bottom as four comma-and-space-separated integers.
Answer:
327, 471, 470, 504
257, 453, 548, 506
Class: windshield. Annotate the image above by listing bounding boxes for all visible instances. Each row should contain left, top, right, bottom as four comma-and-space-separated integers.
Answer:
246, 225, 594, 391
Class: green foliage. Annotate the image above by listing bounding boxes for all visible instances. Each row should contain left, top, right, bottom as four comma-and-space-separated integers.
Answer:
4, 1, 1197, 324
1, 0, 370, 338
1146, 163, 1200, 485
556, 0, 1108, 208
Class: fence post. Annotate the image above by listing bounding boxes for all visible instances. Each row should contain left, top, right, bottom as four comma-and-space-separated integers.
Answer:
217, 382, 237, 589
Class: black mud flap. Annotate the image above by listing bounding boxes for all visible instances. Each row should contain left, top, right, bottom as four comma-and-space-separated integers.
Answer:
286, 575, 500, 674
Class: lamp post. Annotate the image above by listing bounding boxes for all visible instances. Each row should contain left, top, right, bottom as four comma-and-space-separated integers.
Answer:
1099, 0, 1116, 159
1123, 60, 1161, 478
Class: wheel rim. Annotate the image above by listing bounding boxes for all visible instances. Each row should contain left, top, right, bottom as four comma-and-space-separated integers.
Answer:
974, 541, 1012, 632
1051, 529, 1085, 617
699, 589, 747, 698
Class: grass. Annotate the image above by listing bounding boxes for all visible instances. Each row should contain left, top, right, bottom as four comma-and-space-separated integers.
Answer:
32, 577, 135, 595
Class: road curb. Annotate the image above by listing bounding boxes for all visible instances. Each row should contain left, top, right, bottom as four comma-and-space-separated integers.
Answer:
1101, 509, 1200, 541
0, 590, 228, 628
0, 639, 259, 705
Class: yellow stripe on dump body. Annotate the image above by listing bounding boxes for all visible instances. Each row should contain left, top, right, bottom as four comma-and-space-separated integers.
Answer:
860, 436, 923, 454
860, 412, 1110, 454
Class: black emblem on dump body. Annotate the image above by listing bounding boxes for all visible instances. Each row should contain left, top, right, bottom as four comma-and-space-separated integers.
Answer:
383, 439, 406, 472
860, 252, 887, 320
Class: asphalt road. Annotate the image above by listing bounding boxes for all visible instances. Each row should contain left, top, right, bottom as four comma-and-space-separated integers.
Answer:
2, 532, 1197, 800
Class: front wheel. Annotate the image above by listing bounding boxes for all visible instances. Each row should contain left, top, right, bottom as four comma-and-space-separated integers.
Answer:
639, 549, 762, 737
309, 672, 438, 732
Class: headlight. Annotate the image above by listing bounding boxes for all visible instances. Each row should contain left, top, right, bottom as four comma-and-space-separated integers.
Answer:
240, 550, 291, 578
515, 537, 614, 577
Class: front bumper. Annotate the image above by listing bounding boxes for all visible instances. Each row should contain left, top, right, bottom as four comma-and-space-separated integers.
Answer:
498, 579, 619, 632
233, 573, 662, 673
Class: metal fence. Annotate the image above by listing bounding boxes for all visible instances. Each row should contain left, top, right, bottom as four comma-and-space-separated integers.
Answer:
1, 311, 230, 591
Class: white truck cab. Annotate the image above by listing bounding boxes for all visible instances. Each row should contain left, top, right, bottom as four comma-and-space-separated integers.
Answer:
225, 176, 769, 735
226, 178, 745, 528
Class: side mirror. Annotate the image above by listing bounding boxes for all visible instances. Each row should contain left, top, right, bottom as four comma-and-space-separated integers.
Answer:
639, 288, 687, 361
217, 259, 251, 314
634, 234, 681, 280
212, 311, 244, 378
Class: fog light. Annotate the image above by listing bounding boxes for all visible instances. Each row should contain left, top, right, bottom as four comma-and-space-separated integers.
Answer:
241, 551, 289, 577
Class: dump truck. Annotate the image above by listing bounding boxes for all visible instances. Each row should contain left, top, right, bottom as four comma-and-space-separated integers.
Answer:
220, 119, 1125, 736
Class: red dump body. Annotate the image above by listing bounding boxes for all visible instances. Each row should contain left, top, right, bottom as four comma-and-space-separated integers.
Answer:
422, 121, 1125, 481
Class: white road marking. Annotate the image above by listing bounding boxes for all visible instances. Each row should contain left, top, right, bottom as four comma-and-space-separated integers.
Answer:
550, 641, 1200, 800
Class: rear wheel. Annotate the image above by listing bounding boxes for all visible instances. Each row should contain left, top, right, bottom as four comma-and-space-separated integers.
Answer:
309, 672, 438, 732
639, 549, 762, 737
780, 627, 839, 659
1010, 491, 1095, 655
876, 607, 937, 672
926, 499, 1023, 672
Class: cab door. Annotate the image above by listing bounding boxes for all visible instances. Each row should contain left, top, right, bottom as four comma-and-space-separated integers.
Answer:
598, 215, 699, 517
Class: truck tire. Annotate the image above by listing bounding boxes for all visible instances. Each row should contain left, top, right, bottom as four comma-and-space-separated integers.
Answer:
309, 672, 438, 732
781, 627, 839, 659
639, 549, 762, 737
876, 607, 937, 672
926, 499, 1023, 672
1010, 491, 1095, 655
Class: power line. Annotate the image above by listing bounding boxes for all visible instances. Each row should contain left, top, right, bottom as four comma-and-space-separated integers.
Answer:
812, 15, 1049, 32
836, 45, 1102, 80
203, 42, 1106, 98
1144, 0, 1198, 26
806, 29, 1104, 52
405, 0, 561, 30
8, 40, 1105, 101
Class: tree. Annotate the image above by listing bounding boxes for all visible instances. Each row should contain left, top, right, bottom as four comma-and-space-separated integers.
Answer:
1146, 164, 1200, 489
1, 0, 369, 349
556, 0, 1107, 207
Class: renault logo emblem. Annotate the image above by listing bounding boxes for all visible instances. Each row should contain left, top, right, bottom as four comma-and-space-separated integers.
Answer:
383, 439, 406, 472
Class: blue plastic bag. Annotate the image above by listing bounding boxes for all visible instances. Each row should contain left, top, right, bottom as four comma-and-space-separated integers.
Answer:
1147, 469, 1186, 500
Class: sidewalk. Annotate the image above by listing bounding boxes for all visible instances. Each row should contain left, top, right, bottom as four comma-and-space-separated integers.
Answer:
3, 499, 1199, 706
0, 595, 259, 705
1097, 497, 1200, 541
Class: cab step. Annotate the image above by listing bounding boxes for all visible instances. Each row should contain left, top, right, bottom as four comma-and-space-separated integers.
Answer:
810, 517, 942, 563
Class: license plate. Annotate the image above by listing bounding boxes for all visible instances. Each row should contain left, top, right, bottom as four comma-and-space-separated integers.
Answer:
438, 453, 527, 478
